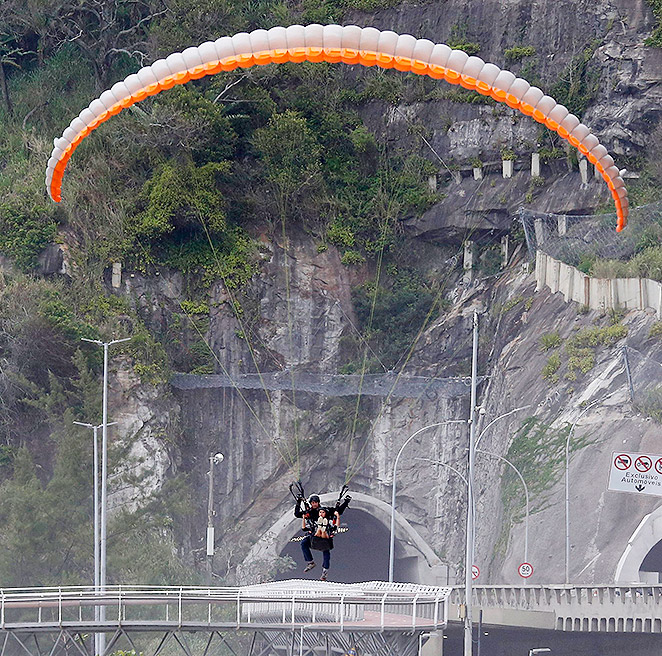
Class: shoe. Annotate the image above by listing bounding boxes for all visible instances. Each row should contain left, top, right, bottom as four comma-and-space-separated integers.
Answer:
303, 561, 316, 573
320, 569, 328, 581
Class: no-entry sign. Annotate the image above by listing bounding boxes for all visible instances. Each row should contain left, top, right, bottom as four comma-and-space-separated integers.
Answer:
609, 451, 662, 497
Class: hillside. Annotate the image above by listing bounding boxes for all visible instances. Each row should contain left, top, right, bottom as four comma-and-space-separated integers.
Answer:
0, 0, 661, 589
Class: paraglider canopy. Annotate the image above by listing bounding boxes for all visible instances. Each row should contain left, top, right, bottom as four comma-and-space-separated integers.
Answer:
45, 24, 629, 231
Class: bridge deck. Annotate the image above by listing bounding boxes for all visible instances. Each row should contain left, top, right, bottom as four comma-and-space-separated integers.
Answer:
0, 581, 450, 633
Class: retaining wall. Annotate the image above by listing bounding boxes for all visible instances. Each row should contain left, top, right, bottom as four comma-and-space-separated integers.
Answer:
535, 252, 662, 317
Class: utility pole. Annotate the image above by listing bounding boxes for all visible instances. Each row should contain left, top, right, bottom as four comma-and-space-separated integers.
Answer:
464, 311, 479, 656
73, 420, 116, 656
81, 336, 131, 655
207, 453, 224, 585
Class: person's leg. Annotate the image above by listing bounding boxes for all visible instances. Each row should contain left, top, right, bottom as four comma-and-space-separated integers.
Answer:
320, 550, 330, 580
301, 536, 315, 572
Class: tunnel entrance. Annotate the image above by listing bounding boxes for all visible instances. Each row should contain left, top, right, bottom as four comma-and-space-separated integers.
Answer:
239, 491, 447, 586
639, 539, 662, 583
275, 509, 392, 583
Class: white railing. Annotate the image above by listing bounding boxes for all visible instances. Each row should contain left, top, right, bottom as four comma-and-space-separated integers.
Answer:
0, 582, 450, 633
450, 585, 662, 633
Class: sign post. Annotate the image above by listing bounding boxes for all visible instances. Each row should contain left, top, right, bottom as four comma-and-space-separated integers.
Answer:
609, 452, 662, 497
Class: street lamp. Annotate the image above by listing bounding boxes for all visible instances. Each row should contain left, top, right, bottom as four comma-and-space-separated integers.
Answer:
388, 420, 466, 583
474, 405, 532, 450
476, 449, 529, 565
207, 452, 224, 584
72, 420, 116, 656
81, 335, 131, 654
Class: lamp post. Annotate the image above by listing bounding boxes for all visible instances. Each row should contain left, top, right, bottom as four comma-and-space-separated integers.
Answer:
464, 310, 479, 656
388, 420, 466, 583
474, 405, 532, 450
73, 420, 116, 656
476, 449, 529, 565
81, 336, 131, 654
207, 452, 224, 584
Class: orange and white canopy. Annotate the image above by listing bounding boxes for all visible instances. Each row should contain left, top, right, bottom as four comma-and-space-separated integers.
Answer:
46, 24, 629, 230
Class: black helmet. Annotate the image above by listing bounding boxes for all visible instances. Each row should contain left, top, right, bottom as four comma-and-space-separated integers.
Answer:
309, 494, 320, 503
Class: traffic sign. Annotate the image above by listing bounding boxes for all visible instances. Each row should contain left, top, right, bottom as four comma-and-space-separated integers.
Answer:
614, 454, 631, 470
609, 451, 662, 497
518, 562, 534, 578
471, 565, 480, 580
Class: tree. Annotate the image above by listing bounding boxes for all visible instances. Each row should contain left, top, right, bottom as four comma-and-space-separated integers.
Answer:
252, 110, 322, 222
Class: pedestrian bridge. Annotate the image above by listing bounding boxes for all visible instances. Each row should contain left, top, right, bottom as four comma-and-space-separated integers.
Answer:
450, 584, 662, 633
0, 582, 450, 656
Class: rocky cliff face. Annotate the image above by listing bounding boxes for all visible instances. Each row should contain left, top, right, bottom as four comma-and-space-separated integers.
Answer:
102, 0, 662, 585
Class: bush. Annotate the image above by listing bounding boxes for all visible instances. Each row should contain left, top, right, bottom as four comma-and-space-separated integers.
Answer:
542, 353, 561, 382
327, 222, 355, 248
645, 0, 662, 47
540, 331, 562, 351
504, 46, 536, 62
0, 204, 58, 271
340, 250, 365, 266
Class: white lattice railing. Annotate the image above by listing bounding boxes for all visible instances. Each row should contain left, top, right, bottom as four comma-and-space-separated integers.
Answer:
0, 582, 451, 633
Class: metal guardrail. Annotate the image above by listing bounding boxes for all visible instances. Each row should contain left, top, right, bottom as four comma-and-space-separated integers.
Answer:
449, 585, 662, 632
0, 582, 450, 633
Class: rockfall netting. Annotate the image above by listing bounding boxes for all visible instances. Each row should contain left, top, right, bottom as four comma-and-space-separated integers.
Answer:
520, 201, 662, 268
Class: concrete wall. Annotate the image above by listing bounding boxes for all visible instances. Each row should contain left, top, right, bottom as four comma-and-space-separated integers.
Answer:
535, 251, 662, 317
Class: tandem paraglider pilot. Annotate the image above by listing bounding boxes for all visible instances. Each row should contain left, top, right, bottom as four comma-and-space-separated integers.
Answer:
294, 492, 350, 581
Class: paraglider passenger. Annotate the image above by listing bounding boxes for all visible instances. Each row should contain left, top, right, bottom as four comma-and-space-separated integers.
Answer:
295, 494, 339, 581
315, 508, 331, 538
298, 500, 339, 581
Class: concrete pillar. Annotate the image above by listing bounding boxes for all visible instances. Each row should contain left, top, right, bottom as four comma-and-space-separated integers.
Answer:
595, 164, 601, 179
557, 215, 568, 236
111, 262, 122, 288
452, 170, 462, 184
501, 235, 509, 268
463, 241, 475, 270
534, 218, 545, 246
531, 152, 540, 178
421, 633, 444, 656
579, 157, 589, 185
473, 167, 483, 181
428, 174, 437, 191
502, 159, 514, 178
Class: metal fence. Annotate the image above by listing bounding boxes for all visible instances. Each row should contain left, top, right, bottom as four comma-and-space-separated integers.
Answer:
0, 582, 450, 633
520, 201, 662, 266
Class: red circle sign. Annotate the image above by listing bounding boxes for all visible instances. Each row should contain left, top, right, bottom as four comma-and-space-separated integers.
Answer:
518, 562, 534, 578
635, 456, 652, 473
471, 565, 480, 580
614, 454, 631, 470
655, 458, 662, 475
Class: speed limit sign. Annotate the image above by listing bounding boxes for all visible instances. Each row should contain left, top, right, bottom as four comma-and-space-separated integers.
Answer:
518, 562, 533, 578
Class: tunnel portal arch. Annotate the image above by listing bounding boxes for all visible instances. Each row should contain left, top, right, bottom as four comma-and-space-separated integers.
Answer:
615, 505, 662, 583
237, 491, 449, 585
